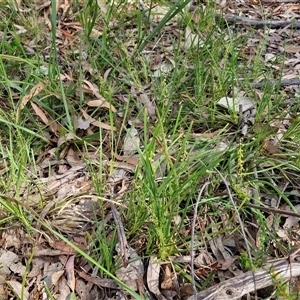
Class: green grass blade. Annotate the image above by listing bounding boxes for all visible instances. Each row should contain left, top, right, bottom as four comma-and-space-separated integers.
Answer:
136, 0, 192, 54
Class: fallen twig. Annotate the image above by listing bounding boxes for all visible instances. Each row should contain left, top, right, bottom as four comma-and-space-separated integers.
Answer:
191, 181, 210, 296
233, 197, 300, 218
111, 203, 129, 268
261, 0, 300, 2
214, 192, 300, 218
216, 13, 300, 29
251, 78, 300, 88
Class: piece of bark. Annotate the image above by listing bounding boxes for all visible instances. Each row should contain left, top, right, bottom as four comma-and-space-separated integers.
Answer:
187, 259, 300, 300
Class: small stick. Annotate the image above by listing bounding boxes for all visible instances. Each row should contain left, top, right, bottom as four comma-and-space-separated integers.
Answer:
191, 181, 210, 298
216, 14, 300, 29
111, 203, 128, 268
251, 78, 300, 88
233, 197, 300, 218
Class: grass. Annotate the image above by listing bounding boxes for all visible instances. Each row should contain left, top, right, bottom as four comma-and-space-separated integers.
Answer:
0, 0, 300, 298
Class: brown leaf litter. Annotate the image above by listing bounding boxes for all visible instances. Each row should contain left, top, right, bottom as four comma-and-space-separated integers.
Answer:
1, 0, 300, 299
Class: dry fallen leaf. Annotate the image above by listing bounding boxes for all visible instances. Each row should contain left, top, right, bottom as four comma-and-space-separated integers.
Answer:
285, 45, 300, 53
84, 79, 116, 111
115, 247, 144, 292
81, 109, 117, 131
0, 250, 26, 277
75, 279, 89, 299
42, 265, 65, 288
49, 241, 78, 254
57, 133, 76, 148
31, 102, 60, 134
138, 93, 156, 117
184, 25, 204, 50
77, 269, 118, 288
114, 153, 139, 167
65, 255, 76, 292
152, 62, 174, 78
123, 126, 140, 156
19, 82, 45, 109
56, 274, 71, 300
28, 257, 45, 278
209, 225, 235, 270
75, 116, 91, 130
217, 96, 256, 112
97, 0, 107, 14
87, 99, 116, 112
147, 257, 166, 300
7, 281, 29, 300
160, 264, 174, 290
283, 204, 300, 229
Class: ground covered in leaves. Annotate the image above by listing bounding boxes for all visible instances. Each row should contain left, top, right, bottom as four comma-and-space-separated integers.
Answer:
1, 0, 300, 299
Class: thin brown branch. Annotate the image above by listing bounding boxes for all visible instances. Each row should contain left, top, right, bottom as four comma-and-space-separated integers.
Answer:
262, 0, 300, 3
216, 14, 300, 28
251, 78, 300, 88
191, 181, 210, 297
111, 204, 129, 268
233, 197, 300, 218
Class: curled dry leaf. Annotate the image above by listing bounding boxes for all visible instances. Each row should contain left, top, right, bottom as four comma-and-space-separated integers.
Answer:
84, 79, 116, 112
283, 204, 300, 229
19, 82, 45, 109
152, 62, 174, 78
180, 284, 194, 298
217, 96, 256, 112
65, 255, 76, 292
115, 247, 144, 292
42, 263, 64, 288
160, 264, 174, 290
138, 93, 156, 117
49, 241, 79, 254
194, 251, 215, 268
147, 257, 166, 300
76, 270, 119, 289
64, 147, 81, 166
57, 133, 76, 148
123, 126, 140, 156
81, 109, 116, 131
7, 281, 29, 300
56, 274, 71, 300
209, 226, 235, 270
75, 279, 89, 299
87, 99, 116, 112
184, 26, 204, 50
263, 139, 281, 154
0, 250, 26, 277
31, 102, 60, 134
75, 116, 91, 130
